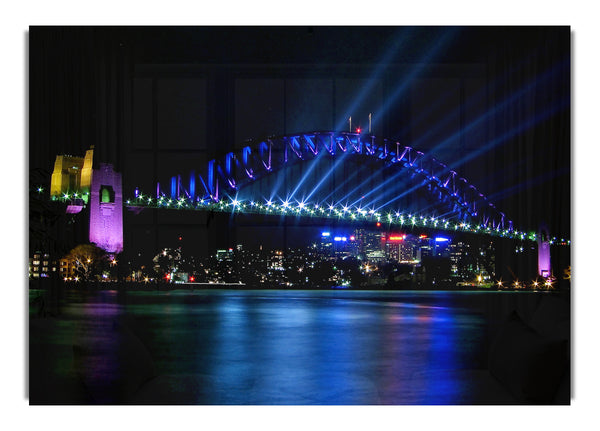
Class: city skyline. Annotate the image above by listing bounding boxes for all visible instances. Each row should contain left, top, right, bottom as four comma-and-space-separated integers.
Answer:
34, 223, 549, 292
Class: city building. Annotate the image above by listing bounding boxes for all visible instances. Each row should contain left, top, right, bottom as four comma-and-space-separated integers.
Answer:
385, 242, 400, 262
268, 250, 284, 271
317, 232, 334, 256
216, 248, 234, 262
29, 251, 57, 278
448, 240, 495, 282
449, 241, 471, 279
417, 245, 433, 261
399, 241, 415, 262
384, 234, 408, 262
361, 230, 386, 262
59, 258, 76, 280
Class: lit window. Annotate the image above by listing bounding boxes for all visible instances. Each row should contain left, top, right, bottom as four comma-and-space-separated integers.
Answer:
100, 185, 115, 203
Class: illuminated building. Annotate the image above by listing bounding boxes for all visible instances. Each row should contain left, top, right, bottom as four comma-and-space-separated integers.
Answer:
433, 237, 451, 257
347, 234, 360, 257
332, 235, 350, 257
449, 241, 471, 278
385, 234, 410, 262
447, 240, 495, 281
399, 241, 414, 262
59, 258, 76, 280
29, 252, 56, 278
385, 242, 400, 261
366, 249, 386, 263
416, 245, 433, 261
269, 250, 284, 271
316, 231, 358, 258
478, 241, 496, 278
216, 249, 233, 262
317, 232, 334, 255
361, 230, 385, 260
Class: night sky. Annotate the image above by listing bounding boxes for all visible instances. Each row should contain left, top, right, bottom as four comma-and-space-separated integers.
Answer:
28, 26, 571, 257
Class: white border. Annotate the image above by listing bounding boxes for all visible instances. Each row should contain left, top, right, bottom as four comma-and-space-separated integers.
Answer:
4, 2, 597, 430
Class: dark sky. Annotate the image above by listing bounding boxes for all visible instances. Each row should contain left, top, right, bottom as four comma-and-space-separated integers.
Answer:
29, 26, 571, 255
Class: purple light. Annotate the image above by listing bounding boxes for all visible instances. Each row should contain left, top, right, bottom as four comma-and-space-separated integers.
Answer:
89, 163, 123, 254
538, 226, 551, 277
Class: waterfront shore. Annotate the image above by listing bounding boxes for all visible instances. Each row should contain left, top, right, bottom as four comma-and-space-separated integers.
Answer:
29, 277, 571, 293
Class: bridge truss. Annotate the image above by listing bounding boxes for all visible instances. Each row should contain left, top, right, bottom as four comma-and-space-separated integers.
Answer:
123, 131, 546, 242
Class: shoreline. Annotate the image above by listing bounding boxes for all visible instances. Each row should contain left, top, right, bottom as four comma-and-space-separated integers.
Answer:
29, 279, 569, 294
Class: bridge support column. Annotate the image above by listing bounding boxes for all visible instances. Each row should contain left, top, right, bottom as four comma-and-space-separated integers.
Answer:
538, 224, 551, 278
89, 163, 124, 254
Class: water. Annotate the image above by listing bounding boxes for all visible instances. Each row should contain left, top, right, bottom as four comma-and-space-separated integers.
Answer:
29, 288, 542, 404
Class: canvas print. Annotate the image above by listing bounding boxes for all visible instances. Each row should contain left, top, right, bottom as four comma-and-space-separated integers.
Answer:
28, 26, 571, 405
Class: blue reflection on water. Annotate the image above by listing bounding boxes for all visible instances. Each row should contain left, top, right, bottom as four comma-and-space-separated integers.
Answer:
38, 289, 489, 404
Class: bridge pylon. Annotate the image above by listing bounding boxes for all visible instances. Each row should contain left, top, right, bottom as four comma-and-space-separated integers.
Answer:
50, 148, 123, 255
538, 223, 551, 278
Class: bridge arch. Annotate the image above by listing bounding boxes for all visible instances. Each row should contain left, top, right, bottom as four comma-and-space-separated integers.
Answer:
131, 131, 524, 239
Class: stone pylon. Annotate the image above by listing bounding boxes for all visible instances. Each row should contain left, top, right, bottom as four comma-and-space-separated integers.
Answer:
538, 223, 551, 278
89, 163, 123, 254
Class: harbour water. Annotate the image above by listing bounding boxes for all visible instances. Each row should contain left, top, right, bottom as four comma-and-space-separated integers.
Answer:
29, 288, 551, 404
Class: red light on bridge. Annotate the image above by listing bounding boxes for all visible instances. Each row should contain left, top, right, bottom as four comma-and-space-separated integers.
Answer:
376, 222, 381, 227
189, 276, 195, 282
356, 127, 361, 133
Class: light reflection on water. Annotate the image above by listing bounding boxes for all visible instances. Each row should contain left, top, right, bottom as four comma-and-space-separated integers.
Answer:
33, 289, 491, 404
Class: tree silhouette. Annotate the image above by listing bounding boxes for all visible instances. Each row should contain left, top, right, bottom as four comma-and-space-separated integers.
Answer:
64, 244, 109, 281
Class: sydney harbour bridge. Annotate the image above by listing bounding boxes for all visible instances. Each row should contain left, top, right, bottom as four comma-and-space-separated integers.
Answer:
47, 129, 570, 286
32, 27, 571, 288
